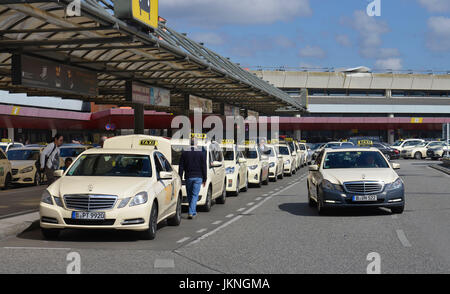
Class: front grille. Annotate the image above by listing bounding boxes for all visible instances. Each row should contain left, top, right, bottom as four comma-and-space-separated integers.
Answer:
64, 219, 116, 226
11, 169, 18, 175
344, 182, 384, 194
63, 194, 118, 211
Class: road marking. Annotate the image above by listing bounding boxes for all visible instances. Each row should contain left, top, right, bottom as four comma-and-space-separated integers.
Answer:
396, 230, 412, 247
392, 215, 398, 219
255, 197, 262, 201
212, 220, 222, 225
247, 202, 255, 206
154, 259, 175, 269
176, 237, 190, 244
183, 180, 302, 247
237, 208, 245, 212
225, 214, 234, 218
262, 194, 268, 197
196, 228, 207, 233
3, 247, 71, 250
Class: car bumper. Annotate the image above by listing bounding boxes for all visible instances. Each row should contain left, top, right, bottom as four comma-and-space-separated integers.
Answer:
248, 168, 261, 184
225, 173, 239, 192
39, 202, 154, 231
12, 171, 36, 184
283, 163, 292, 173
320, 188, 405, 209
268, 166, 278, 178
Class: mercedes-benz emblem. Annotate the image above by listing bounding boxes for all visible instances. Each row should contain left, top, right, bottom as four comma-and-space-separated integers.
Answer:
88, 184, 94, 192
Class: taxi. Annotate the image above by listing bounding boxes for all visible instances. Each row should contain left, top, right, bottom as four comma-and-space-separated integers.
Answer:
391, 139, 425, 153
171, 135, 226, 211
243, 140, 269, 187
0, 149, 12, 190
221, 140, 248, 196
0, 139, 24, 153
285, 138, 300, 171
276, 142, 295, 176
39, 135, 182, 240
59, 144, 92, 168
307, 147, 404, 215
402, 141, 446, 159
297, 141, 308, 167
7, 146, 44, 186
264, 143, 284, 181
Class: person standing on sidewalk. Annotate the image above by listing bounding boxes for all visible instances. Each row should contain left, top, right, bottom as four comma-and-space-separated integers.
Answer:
178, 138, 207, 219
40, 134, 64, 185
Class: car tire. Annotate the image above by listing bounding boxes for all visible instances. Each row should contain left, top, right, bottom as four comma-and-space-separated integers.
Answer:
200, 186, 212, 212
167, 193, 182, 226
255, 173, 262, 188
391, 205, 404, 214
414, 152, 422, 160
278, 171, 284, 180
262, 173, 269, 185
34, 172, 40, 186
307, 182, 315, 207
141, 202, 158, 240
2, 173, 11, 190
232, 177, 240, 196
41, 228, 60, 240
317, 190, 328, 216
216, 181, 227, 204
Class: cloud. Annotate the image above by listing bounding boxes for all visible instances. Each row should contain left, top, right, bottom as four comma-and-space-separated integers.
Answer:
159, 0, 312, 26
417, 0, 450, 13
335, 34, 351, 47
191, 32, 226, 46
426, 16, 450, 52
375, 58, 403, 70
299, 45, 326, 59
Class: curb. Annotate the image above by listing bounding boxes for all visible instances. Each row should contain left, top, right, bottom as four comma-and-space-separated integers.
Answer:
430, 164, 450, 176
0, 212, 40, 241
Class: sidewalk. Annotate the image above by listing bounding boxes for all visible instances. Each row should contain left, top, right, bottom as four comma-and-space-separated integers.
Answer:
0, 212, 39, 241
430, 160, 450, 176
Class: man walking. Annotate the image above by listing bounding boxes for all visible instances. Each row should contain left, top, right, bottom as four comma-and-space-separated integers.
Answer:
40, 134, 64, 185
178, 138, 207, 219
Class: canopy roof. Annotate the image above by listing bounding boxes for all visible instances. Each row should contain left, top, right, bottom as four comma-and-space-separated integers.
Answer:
0, 0, 305, 115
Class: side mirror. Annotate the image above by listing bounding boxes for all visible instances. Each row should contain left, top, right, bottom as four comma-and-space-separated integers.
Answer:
309, 165, 319, 171
159, 171, 173, 180
392, 163, 401, 170
54, 170, 64, 178
211, 161, 223, 168
238, 158, 247, 164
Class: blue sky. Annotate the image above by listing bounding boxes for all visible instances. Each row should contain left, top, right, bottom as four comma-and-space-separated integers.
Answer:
159, 0, 450, 72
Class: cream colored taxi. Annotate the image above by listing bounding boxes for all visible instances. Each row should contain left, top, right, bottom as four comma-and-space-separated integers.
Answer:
243, 140, 269, 187
391, 139, 425, 153
276, 142, 295, 176
297, 141, 308, 167
0, 149, 12, 190
401, 141, 446, 159
264, 143, 284, 181
39, 135, 182, 240
221, 140, 248, 196
171, 136, 226, 212
285, 139, 300, 171
7, 146, 44, 186
307, 147, 405, 215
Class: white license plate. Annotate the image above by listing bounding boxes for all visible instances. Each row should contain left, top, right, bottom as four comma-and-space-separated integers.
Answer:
72, 211, 105, 220
352, 195, 377, 202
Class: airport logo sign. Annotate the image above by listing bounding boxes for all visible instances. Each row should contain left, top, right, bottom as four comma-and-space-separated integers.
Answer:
115, 0, 159, 29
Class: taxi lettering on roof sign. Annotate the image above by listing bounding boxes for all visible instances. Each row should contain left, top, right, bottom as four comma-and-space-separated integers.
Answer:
300, 140, 307, 143
191, 133, 207, 139
244, 140, 256, 145
222, 139, 235, 144
358, 140, 373, 146
285, 138, 294, 142
140, 139, 158, 146
1, 138, 12, 143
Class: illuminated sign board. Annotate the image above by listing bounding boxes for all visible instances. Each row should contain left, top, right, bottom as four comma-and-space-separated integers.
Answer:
114, 0, 159, 29
126, 81, 170, 107
12, 55, 98, 96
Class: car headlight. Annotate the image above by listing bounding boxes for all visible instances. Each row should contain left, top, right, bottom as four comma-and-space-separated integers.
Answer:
129, 192, 148, 207
387, 178, 403, 191
226, 167, 235, 174
284, 160, 290, 165
118, 197, 131, 209
41, 190, 53, 205
321, 179, 344, 192
53, 197, 64, 208
249, 165, 258, 170
269, 162, 275, 168
20, 166, 33, 173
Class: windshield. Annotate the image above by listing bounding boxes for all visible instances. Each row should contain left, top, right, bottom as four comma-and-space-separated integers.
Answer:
310, 143, 323, 150
264, 147, 276, 157
222, 149, 235, 161
279, 146, 290, 155
60, 148, 85, 158
244, 147, 258, 159
67, 154, 152, 177
7, 150, 40, 161
323, 151, 389, 169
428, 142, 444, 147
324, 143, 340, 148
392, 141, 403, 147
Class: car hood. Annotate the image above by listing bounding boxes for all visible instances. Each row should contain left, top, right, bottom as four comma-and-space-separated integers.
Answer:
322, 168, 398, 185
50, 176, 150, 199
10, 160, 35, 169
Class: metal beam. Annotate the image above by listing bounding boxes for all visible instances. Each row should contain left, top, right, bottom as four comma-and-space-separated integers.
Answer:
0, 36, 133, 48
0, 25, 117, 35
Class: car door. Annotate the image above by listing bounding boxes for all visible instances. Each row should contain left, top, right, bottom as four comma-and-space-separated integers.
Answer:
237, 150, 246, 187
157, 152, 177, 214
309, 150, 325, 200
0, 150, 7, 185
153, 152, 172, 218
213, 145, 225, 196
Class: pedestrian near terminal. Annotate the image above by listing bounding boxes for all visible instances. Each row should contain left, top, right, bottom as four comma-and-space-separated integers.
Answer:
40, 134, 64, 185
178, 138, 207, 219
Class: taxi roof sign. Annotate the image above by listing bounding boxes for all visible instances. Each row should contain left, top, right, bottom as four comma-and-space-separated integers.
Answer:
104, 135, 172, 162
114, 0, 159, 29
221, 139, 235, 145
1, 138, 12, 143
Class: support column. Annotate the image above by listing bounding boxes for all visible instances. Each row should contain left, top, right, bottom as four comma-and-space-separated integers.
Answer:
51, 129, 57, 137
388, 113, 395, 144
133, 104, 145, 135
7, 128, 14, 141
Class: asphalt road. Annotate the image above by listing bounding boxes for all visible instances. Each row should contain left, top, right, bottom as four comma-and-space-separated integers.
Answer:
0, 185, 46, 219
0, 160, 449, 274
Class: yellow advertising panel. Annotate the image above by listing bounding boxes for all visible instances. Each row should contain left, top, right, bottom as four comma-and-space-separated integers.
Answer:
131, 0, 159, 29
411, 117, 423, 124
11, 106, 20, 115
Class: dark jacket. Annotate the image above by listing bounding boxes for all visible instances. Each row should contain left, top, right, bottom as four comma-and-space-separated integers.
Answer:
178, 147, 207, 182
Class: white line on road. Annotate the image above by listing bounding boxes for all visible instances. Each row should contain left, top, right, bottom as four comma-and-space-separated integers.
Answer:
196, 228, 207, 233
255, 197, 262, 201
247, 202, 255, 206
262, 194, 268, 197
226, 214, 234, 218
3, 247, 71, 250
176, 237, 190, 244
396, 230, 412, 247
237, 208, 245, 212
212, 221, 222, 225
154, 259, 175, 269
